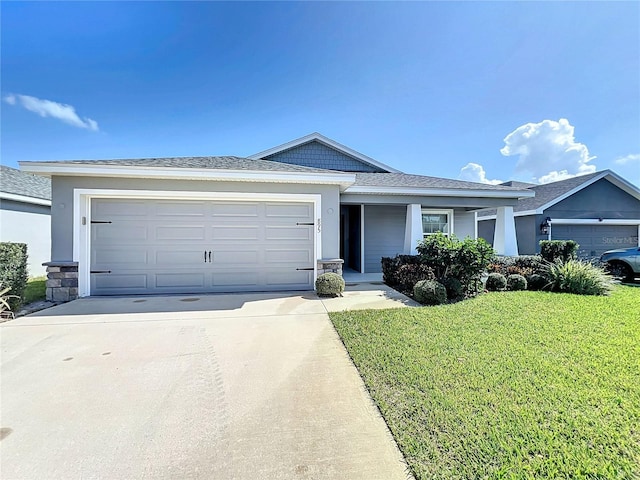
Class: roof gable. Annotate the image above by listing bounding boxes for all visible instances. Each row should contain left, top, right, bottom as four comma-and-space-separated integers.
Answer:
249, 133, 400, 173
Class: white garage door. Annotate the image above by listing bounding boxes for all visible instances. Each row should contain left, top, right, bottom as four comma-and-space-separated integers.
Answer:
90, 198, 316, 295
552, 224, 639, 258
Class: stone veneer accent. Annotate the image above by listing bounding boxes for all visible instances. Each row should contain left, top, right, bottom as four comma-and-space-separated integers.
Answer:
44, 261, 79, 303
317, 258, 344, 276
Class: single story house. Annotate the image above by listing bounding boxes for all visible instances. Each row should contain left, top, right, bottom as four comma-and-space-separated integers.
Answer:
21, 133, 533, 300
477, 170, 640, 258
0, 165, 51, 277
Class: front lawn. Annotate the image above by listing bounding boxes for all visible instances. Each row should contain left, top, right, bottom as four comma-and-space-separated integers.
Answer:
23, 276, 46, 305
331, 288, 640, 479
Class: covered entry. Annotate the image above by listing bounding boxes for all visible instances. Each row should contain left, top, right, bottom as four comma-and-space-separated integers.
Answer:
90, 197, 316, 295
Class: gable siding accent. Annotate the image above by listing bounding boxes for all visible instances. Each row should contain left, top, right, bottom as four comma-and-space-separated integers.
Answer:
263, 141, 385, 172
545, 179, 640, 219
364, 205, 405, 273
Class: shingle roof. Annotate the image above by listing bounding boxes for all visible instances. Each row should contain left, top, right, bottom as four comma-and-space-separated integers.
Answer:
478, 171, 605, 217
22, 156, 338, 174
353, 173, 525, 191
0, 165, 51, 200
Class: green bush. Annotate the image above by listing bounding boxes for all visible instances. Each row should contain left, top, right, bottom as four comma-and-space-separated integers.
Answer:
381, 255, 421, 288
545, 260, 612, 296
540, 240, 579, 263
416, 233, 494, 296
315, 272, 345, 297
395, 263, 435, 294
488, 255, 546, 277
486, 272, 507, 291
506, 274, 527, 291
413, 279, 447, 306
442, 276, 464, 300
0, 243, 28, 311
526, 273, 549, 291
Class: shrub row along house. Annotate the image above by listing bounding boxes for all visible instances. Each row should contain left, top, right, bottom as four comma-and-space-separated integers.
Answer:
18, 133, 640, 301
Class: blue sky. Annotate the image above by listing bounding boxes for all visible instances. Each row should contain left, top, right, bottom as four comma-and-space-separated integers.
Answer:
2, 1, 639, 186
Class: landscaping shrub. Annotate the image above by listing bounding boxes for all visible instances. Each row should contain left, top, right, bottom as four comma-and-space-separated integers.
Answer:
442, 276, 464, 300
395, 263, 435, 294
540, 240, 579, 263
0, 242, 28, 311
545, 260, 612, 296
381, 255, 421, 288
486, 272, 507, 291
413, 279, 447, 306
506, 274, 527, 291
488, 255, 546, 277
315, 272, 345, 297
526, 273, 549, 291
416, 233, 494, 296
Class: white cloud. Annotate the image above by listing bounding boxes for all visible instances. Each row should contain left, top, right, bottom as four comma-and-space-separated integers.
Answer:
614, 153, 640, 165
500, 118, 595, 184
458, 162, 503, 185
3, 93, 99, 131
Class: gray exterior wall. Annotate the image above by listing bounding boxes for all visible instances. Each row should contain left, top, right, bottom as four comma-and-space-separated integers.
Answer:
50, 176, 341, 262
478, 216, 541, 255
263, 141, 385, 172
545, 179, 640, 219
0, 199, 51, 276
477, 218, 495, 246
364, 205, 405, 273
453, 210, 476, 239
340, 194, 520, 209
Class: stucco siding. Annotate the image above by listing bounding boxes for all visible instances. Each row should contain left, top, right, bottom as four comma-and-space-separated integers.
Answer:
263, 141, 384, 172
545, 179, 640, 219
364, 205, 405, 273
453, 210, 476, 239
0, 200, 51, 276
50, 176, 340, 262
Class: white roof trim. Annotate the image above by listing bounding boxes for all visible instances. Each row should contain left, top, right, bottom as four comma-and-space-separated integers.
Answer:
477, 209, 539, 220
344, 185, 535, 199
249, 132, 401, 173
20, 162, 356, 191
534, 170, 640, 213
0, 191, 51, 206
549, 218, 640, 226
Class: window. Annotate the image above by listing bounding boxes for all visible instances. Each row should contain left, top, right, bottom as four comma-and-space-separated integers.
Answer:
422, 210, 452, 237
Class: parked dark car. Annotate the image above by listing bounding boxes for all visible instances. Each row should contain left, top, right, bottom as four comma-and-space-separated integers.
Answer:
600, 247, 640, 281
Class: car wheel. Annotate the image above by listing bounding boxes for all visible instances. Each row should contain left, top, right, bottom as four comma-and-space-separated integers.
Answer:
607, 261, 633, 282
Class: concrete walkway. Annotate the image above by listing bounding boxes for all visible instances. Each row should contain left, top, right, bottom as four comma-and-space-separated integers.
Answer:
1, 291, 413, 480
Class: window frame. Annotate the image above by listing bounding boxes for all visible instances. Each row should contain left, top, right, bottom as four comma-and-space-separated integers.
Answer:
421, 208, 454, 237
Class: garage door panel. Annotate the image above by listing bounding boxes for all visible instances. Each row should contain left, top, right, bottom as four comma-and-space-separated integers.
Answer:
93, 200, 148, 217
266, 226, 312, 241
155, 201, 206, 216
265, 249, 312, 264
156, 250, 207, 265
94, 248, 147, 265
155, 273, 205, 288
91, 198, 315, 295
212, 226, 260, 241
266, 203, 313, 218
211, 203, 259, 217
93, 274, 147, 290
156, 225, 206, 241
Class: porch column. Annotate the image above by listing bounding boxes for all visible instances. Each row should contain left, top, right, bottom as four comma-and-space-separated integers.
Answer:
494, 206, 518, 255
404, 204, 423, 254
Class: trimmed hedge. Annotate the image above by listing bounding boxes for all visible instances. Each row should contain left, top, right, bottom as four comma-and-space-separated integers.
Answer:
413, 279, 447, 306
506, 274, 527, 291
540, 240, 579, 263
0, 242, 28, 311
315, 272, 345, 297
486, 273, 507, 291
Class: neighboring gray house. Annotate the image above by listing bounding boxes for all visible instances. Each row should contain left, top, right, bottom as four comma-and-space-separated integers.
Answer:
477, 170, 640, 258
0, 165, 52, 276
21, 133, 533, 298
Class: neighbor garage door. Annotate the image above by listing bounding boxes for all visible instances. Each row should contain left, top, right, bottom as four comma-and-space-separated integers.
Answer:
552, 224, 639, 258
90, 198, 315, 295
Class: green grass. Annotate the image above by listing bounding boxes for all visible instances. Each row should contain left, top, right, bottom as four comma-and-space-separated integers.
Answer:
330, 288, 640, 479
22, 276, 46, 305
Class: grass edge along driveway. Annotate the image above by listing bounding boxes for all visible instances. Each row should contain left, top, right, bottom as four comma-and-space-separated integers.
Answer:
330, 288, 640, 480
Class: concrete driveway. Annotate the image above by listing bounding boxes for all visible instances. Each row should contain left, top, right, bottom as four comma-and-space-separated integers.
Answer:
1, 293, 412, 480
